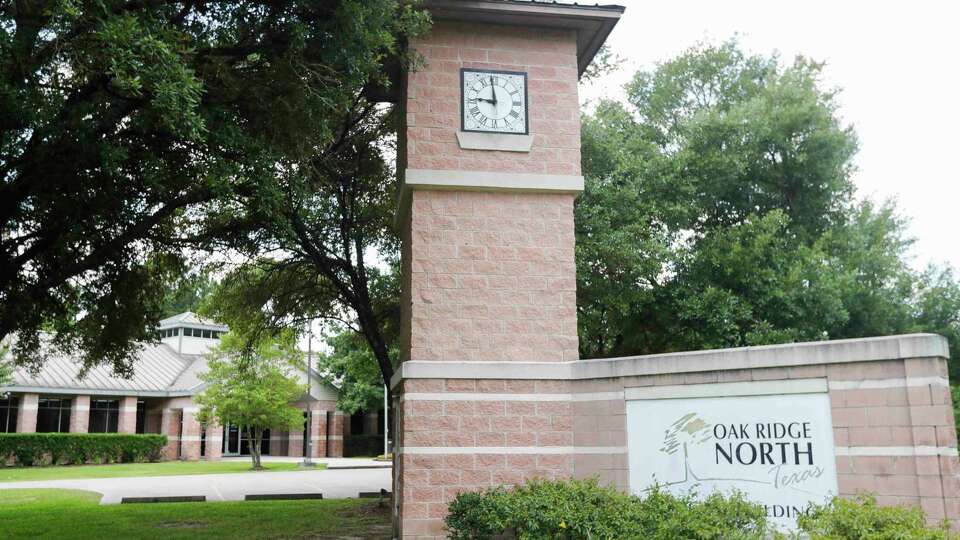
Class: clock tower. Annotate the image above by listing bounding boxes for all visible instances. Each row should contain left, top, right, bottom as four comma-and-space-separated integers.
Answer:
393, 2, 623, 537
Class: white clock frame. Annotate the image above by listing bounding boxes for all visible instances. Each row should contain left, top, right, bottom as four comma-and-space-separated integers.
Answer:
460, 68, 529, 136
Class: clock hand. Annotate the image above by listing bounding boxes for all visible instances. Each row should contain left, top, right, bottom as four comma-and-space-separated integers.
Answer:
489, 76, 498, 105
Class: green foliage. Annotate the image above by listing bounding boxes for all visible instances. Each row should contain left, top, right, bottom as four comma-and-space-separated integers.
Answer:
445, 478, 769, 540
577, 39, 960, 365
1, 1, 428, 375
953, 386, 960, 441
161, 270, 217, 318
0, 434, 166, 466
797, 495, 956, 539
195, 331, 307, 469
317, 330, 390, 414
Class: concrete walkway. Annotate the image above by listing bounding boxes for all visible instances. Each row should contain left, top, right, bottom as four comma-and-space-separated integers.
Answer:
0, 464, 392, 504
221, 456, 392, 469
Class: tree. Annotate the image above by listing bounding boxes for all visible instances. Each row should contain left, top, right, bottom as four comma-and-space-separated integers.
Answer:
576, 40, 960, 370
161, 270, 217, 318
317, 330, 390, 415
199, 105, 406, 395
195, 331, 306, 469
0, 342, 12, 395
1, 1, 427, 375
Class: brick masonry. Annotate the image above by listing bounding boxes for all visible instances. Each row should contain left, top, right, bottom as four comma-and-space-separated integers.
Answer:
69, 395, 90, 433
396, 18, 585, 538
396, 351, 960, 538
395, 12, 960, 540
404, 22, 581, 176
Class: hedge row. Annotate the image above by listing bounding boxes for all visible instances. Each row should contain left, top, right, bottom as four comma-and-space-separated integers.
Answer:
0, 433, 167, 466
446, 478, 957, 540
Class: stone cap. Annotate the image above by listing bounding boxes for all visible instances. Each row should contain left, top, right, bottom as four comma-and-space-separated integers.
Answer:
392, 333, 950, 387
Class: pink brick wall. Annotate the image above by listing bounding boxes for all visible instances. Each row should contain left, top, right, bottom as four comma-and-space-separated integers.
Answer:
160, 407, 181, 460
397, 379, 574, 538
69, 395, 90, 433
15, 393, 38, 433
205, 419, 223, 461
405, 22, 581, 176
404, 190, 579, 363
179, 410, 202, 461
117, 396, 138, 434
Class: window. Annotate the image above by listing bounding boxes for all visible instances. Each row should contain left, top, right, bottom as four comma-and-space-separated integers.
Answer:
37, 398, 71, 433
202, 330, 211, 339
135, 400, 145, 434
88, 399, 119, 433
0, 397, 18, 433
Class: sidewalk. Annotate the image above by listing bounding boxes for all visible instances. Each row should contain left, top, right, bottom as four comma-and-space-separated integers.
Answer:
0, 466, 392, 504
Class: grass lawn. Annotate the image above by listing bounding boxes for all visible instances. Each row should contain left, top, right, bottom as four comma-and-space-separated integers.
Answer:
0, 460, 316, 483
0, 489, 392, 539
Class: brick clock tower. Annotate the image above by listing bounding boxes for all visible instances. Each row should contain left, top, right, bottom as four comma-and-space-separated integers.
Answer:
393, 2, 623, 537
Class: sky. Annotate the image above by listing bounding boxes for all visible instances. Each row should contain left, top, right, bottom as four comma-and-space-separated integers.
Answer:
579, 0, 960, 270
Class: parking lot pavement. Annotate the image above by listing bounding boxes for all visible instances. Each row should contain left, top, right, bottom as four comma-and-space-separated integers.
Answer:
0, 466, 392, 504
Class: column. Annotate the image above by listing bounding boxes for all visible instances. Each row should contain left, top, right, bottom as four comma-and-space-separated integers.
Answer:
269, 430, 286, 456
309, 405, 325, 458
117, 396, 138, 433
15, 393, 38, 433
329, 411, 344, 458
69, 395, 90, 433
160, 407, 180, 460
204, 420, 223, 461
179, 410, 202, 460
394, 10, 591, 537
288, 406, 305, 457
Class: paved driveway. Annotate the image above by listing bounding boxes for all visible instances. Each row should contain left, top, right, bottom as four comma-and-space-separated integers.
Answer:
0, 466, 392, 504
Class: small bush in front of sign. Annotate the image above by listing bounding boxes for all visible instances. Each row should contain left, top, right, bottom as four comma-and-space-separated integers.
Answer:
445, 478, 770, 540
798, 494, 955, 540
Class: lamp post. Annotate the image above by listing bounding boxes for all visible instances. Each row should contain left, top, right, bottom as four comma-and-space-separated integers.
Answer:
300, 329, 316, 468
383, 385, 390, 459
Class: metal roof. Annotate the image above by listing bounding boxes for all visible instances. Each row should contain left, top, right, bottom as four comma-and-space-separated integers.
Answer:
158, 311, 228, 332
4, 342, 196, 397
2, 341, 340, 399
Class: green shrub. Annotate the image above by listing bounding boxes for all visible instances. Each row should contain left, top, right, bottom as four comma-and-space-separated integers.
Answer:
798, 495, 957, 540
445, 478, 769, 540
0, 433, 167, 466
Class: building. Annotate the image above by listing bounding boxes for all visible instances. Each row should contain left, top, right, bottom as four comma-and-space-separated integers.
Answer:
0, 312, 347, 460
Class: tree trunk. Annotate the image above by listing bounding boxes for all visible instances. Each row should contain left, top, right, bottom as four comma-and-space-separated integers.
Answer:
248, 426, 262, 470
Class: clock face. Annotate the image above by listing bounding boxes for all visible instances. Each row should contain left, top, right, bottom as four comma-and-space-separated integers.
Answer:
461, 69, 528, 135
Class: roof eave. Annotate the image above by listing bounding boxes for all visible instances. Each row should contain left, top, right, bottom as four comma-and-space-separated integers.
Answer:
421, 0, 625, 76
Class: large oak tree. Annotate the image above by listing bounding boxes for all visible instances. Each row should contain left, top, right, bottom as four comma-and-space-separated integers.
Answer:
0, 1, 425, 374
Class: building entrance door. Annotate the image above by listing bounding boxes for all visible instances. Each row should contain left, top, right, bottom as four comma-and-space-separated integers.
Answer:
222, 424, 270, 456
223, 424, 241, 456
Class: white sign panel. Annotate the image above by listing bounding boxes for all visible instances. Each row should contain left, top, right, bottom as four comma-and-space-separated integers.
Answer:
627, 392, 838, 531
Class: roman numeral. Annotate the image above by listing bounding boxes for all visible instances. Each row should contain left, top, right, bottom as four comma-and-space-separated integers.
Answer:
513, 101, 521, 107
470, 106, 480, 116
509, 110, 520, 119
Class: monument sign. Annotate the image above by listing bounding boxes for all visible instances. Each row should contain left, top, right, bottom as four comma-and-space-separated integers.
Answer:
628, 383, 839, 530
392, 2, 960, 539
